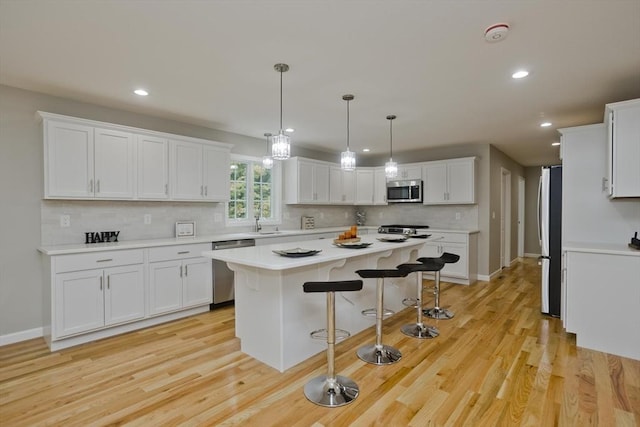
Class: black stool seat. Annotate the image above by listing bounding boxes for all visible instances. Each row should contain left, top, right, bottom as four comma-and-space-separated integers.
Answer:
397, 259, 444, 272
303, 280, 363, 293
418, 252, 460, 264
417, 252, 460, 320
355, 269, 408, 279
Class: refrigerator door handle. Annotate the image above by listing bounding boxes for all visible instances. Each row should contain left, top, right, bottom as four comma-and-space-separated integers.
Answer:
537, 174, 543, 247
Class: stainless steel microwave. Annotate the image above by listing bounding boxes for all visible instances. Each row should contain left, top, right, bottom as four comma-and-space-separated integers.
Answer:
386, 180, 423, 203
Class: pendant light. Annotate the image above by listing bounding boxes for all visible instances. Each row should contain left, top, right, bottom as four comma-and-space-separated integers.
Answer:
384, 115, 398, 178
270, 63, 291, 160
340, 94, 356, 171
262, 132, 273, 169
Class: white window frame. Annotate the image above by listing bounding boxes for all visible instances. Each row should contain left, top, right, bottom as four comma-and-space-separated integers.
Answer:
226, 154, 282, 227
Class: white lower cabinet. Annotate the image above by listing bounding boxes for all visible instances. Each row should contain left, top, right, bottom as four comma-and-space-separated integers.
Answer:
52, 250, 144, 338
148, 243, 213, 316
417, 232, 477, 284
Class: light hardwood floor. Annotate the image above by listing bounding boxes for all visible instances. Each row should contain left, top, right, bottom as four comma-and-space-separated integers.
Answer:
1, 259, 638, 426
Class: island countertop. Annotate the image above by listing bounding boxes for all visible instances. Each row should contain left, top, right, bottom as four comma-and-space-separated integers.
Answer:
201, 234, 428, 270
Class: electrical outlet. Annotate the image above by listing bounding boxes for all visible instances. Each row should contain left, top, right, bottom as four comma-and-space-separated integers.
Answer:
492, 211, 496, 219
344, 211, 349, 219
60, 215, 70, 228
455, 212, 461, 220
319, 212, 325, 220
144, 214, 152, 225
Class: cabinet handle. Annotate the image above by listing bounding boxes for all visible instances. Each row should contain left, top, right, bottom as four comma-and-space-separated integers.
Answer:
178, 251, 190, 254
200, 185, 204, 196
99, 276, 103, 290
204, 186, 208, 196
185, 265, 188, 276
96, 179, 100, 193
89, 179, 93, 193
165, 183, 168, 195
96, 258, 113, 263
107, 275, 110, 289
179, 265, 183, 278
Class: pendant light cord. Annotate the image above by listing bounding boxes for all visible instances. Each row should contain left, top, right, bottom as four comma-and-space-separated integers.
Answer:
346, 99, 350, 151
389, 118, 393, 159
279, 70, 283, 132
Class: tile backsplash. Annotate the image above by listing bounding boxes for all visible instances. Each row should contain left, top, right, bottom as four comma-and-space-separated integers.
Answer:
41, 200, 478, 246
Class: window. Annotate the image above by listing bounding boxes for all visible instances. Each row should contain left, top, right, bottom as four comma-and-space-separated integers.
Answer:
227, 156, 280, 225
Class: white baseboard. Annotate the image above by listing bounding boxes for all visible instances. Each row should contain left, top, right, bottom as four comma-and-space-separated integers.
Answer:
0, 327, 44, 347
524, 252, 540, 258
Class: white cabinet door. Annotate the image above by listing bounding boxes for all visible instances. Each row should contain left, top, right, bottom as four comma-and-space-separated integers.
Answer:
55, 269, 104, 337
104, 265, 145, 326
137, 134, 169, 199
329, 167, 355, 204
182, 258, 212, 308
355, 169, 374, 205
45, 121, 94, 198
148, 260, 183, 315
447, 159, 475, 203
397, 165, 422, 180
171, 140, 204, 200
297, 161, 315, 203
203, 146, 230, 201
373, 167, 388, 205
423, 162, 448, 203
606, 99, 640, 197
93, 128, 135, 199
439, 243, 467, 277
314, 163, 330, 203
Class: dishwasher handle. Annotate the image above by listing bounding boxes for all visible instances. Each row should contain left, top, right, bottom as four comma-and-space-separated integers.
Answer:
212, 239, 256, 250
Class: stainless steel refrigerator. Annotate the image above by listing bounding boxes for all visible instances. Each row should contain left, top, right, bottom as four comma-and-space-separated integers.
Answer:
538, 165, 562, 317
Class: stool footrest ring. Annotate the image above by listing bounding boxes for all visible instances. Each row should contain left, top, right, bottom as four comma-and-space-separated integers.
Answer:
402, 297, 418, 307
424, 307, 455, 319
361, 308, 395, 317
401, 323, 439, 339
310, 328, 350, 340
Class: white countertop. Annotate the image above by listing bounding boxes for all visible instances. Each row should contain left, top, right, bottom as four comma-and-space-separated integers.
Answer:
563, 241, 640, 257
202, 234, 427, 270
38, 227, 479, 256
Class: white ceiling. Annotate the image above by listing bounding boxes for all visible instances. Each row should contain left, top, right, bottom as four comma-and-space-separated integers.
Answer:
1, 1, 639, 166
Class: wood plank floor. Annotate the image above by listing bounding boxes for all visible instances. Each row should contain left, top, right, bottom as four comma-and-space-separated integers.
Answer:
1, 259, 638, 426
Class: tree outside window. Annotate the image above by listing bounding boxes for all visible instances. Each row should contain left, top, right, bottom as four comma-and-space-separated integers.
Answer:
228, 159, 276, 222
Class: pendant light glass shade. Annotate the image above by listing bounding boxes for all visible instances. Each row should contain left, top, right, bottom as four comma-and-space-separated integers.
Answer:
385, 115, 398, 178
271, 63, 291, 160
340, 94, 356, 171
262, 132, 273, 169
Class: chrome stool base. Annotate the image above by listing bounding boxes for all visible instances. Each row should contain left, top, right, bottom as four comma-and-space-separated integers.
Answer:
424, 307, 455, 319
357, 344, 402, 365
401, 323, 439, 339
304, 375, 359, 407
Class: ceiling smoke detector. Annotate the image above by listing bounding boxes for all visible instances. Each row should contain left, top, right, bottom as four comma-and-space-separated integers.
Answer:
484, 23, 510, 42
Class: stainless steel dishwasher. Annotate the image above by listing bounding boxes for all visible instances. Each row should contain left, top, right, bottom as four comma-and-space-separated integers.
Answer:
210, 239, 256, 308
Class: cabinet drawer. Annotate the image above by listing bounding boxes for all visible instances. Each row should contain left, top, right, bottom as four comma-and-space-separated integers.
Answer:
148, 243, 211, 262
55, 249, 143, 273
427, 232, 467, 244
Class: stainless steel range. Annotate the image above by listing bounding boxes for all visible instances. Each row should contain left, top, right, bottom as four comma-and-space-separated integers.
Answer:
377, 224, 430, 238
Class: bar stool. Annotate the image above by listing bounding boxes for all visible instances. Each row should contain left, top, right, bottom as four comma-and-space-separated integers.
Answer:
355, 269, 409, 365
397, 259, 445, 339
303, 279, 363, 407
418, 252, 460, 320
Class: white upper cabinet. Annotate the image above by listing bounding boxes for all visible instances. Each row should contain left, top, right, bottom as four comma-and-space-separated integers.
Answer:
39, 112, 233, 202
605, 98, 640, 198
44, 120, 94, 198
373, 167, 388, 205
137, 134, 169, 200
355, 168, 374, 205
284, 157, 330, 204
93, 128, 135, 199
329, 166, 355, 204
394, 164, 422, 181
44, 120, 134, 199
423, 157, 476, 204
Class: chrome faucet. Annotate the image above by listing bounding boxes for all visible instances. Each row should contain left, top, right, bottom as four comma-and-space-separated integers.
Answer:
255, 214, 262, 232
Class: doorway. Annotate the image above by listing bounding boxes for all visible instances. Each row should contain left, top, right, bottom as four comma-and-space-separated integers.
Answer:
518, 176, 525, 258
500, 168, 511, 268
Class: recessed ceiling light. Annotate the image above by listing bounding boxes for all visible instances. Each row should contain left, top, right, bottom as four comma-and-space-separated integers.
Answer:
551, 142, 561, 146
540, 122, 552, 127
512, 70, 529, 79
134, 89, 148, 96
362, 148, 370, 152
285, 128, 294, 133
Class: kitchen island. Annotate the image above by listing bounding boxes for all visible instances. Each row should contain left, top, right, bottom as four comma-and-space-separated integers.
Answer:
202, 235, 426, 372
